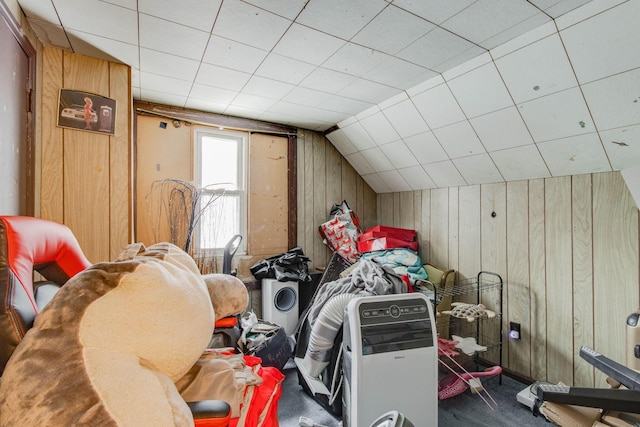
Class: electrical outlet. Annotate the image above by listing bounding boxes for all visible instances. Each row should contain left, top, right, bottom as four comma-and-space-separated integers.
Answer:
509, 322, 521, 340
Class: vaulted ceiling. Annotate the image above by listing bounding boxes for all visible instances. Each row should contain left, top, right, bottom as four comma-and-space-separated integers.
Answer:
17, 0, 640, 192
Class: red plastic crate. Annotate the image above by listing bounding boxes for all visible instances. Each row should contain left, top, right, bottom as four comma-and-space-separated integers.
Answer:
361, 225, 417, 242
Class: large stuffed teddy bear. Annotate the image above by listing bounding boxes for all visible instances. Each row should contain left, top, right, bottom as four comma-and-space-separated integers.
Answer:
0, 242, 248, 426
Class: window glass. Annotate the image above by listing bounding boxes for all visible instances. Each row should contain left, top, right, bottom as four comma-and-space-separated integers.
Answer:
195, 128, 246, 251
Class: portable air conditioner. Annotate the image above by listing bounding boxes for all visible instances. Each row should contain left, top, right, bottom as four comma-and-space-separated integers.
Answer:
342, 293, 438, 427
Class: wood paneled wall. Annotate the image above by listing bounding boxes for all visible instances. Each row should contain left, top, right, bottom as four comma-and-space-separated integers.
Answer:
296, 129, 377, 270
39, 47, 131, 263
378, 171, 639, 387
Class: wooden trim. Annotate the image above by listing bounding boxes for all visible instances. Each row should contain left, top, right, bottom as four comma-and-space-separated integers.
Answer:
288, 134, 297, 249
0, 0, 36, 215
134, 101, 297, 136
0, 0, 35, 56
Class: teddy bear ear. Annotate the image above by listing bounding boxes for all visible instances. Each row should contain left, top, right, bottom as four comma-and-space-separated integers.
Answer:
116, 242, 146, 261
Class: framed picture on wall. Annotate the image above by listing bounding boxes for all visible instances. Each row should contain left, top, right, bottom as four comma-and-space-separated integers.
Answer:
57, 89, 116, 135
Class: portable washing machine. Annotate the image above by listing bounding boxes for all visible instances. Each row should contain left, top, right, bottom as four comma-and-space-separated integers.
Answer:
342, 293, 438, 427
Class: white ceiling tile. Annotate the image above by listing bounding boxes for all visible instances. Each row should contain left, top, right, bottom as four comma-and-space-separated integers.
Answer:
403, 131, 449, 164
140, 14, 210, 60
296, 0, 388, 40
140, 49, 200, 81
355, 106, 381, 121
555, 0, 627, 30
364, 57, 431, 88
140, 89, 186, 107
433, 45, 487, 74
269, 102, 345, 123
241, 76, 294, 100
102, 0, 136, 9
228, 93, 277, 110
282, 87, 331, 107
316, 95, 374, 115
490, 144, 551, 181
561, 1, 640, 84
397, 27, 473, 70
66, 29, 138, 66
531, 0, 595, 19
132, 86, 141, 99
440, 0, 540, 45
397, 165, 437, 190
326, 129, 359, 156
382, 99, 431, 138
406, 75, 445, 98
338, 116, 358, 128
582, 68, 640, 131
481, 12, 550, 50
131, 69, 140, 87
19, 0, 60, 23
396, 69, 440, 90
323, 43, 390, 77
377, 170, 412, 192
422, 160, 467, 187
189, 83, 238, 104
255, 54, 316, 85
212, 0, 291, 51
362, 173, 392, 193
341, 122, 377, 151
273, 24, 345, 66
140, 72, 192, 96
224, 105, 267, 119
448, 63, 513, 118
55, 0, 138, 45
242, 0, 307, 20
391, 0, 477, 25
379, 140, 419, 169
442, 52, 492, 81
538, 132, 612, 176
599, 124, 640, 170
432, 121, 486, 158
378, 92, 409, 110
470, 106, 533, 152
359, 111, 400, 145
352, 5, 432, 54
490, 21, 556, 59
454, 153, 504, 184
138, 0, 220, 32
496, 34, 577, 104
338, 79, 402, 104
361, 147, 393, 172
184, 98, 228, 114
518, 87, 594, 142
411, 83, 466, 129
299, 68, 357, 94
195, 63, 251, 91
345, 152, 375, 175
202, 36, 268, 74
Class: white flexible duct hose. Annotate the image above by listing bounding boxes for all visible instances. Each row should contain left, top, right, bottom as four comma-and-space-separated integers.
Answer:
302, 293, 358, 378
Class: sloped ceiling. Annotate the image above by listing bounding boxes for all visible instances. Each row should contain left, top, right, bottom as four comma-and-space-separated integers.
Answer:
17, 0, 640, 192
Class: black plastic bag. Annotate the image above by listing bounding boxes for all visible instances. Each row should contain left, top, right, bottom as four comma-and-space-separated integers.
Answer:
250, 247, 311, 282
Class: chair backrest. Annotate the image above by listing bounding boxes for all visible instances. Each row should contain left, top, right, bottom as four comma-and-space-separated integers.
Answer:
0, 216, 91, 373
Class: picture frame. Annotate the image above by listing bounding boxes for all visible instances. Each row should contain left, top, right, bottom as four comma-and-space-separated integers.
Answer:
57, 89, 116, 135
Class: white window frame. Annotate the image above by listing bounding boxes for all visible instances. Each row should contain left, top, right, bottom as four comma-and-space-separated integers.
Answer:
193, 127, 247, 254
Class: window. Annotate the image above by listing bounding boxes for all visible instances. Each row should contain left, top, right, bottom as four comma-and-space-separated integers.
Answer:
194, 128, 246, 252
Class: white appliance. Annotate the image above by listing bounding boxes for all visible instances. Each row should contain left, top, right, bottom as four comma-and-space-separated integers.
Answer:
342, 293, 438, 427
262, 279, 298, 335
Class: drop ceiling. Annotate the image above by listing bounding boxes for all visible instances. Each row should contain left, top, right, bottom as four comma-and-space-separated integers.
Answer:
17, 0, 640, 192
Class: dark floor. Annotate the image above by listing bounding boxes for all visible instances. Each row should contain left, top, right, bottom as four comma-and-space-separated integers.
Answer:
277, 360, 552, 427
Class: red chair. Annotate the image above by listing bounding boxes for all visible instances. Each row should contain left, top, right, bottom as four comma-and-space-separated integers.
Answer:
0, 216, 232, 426
0, 215, 91, 374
